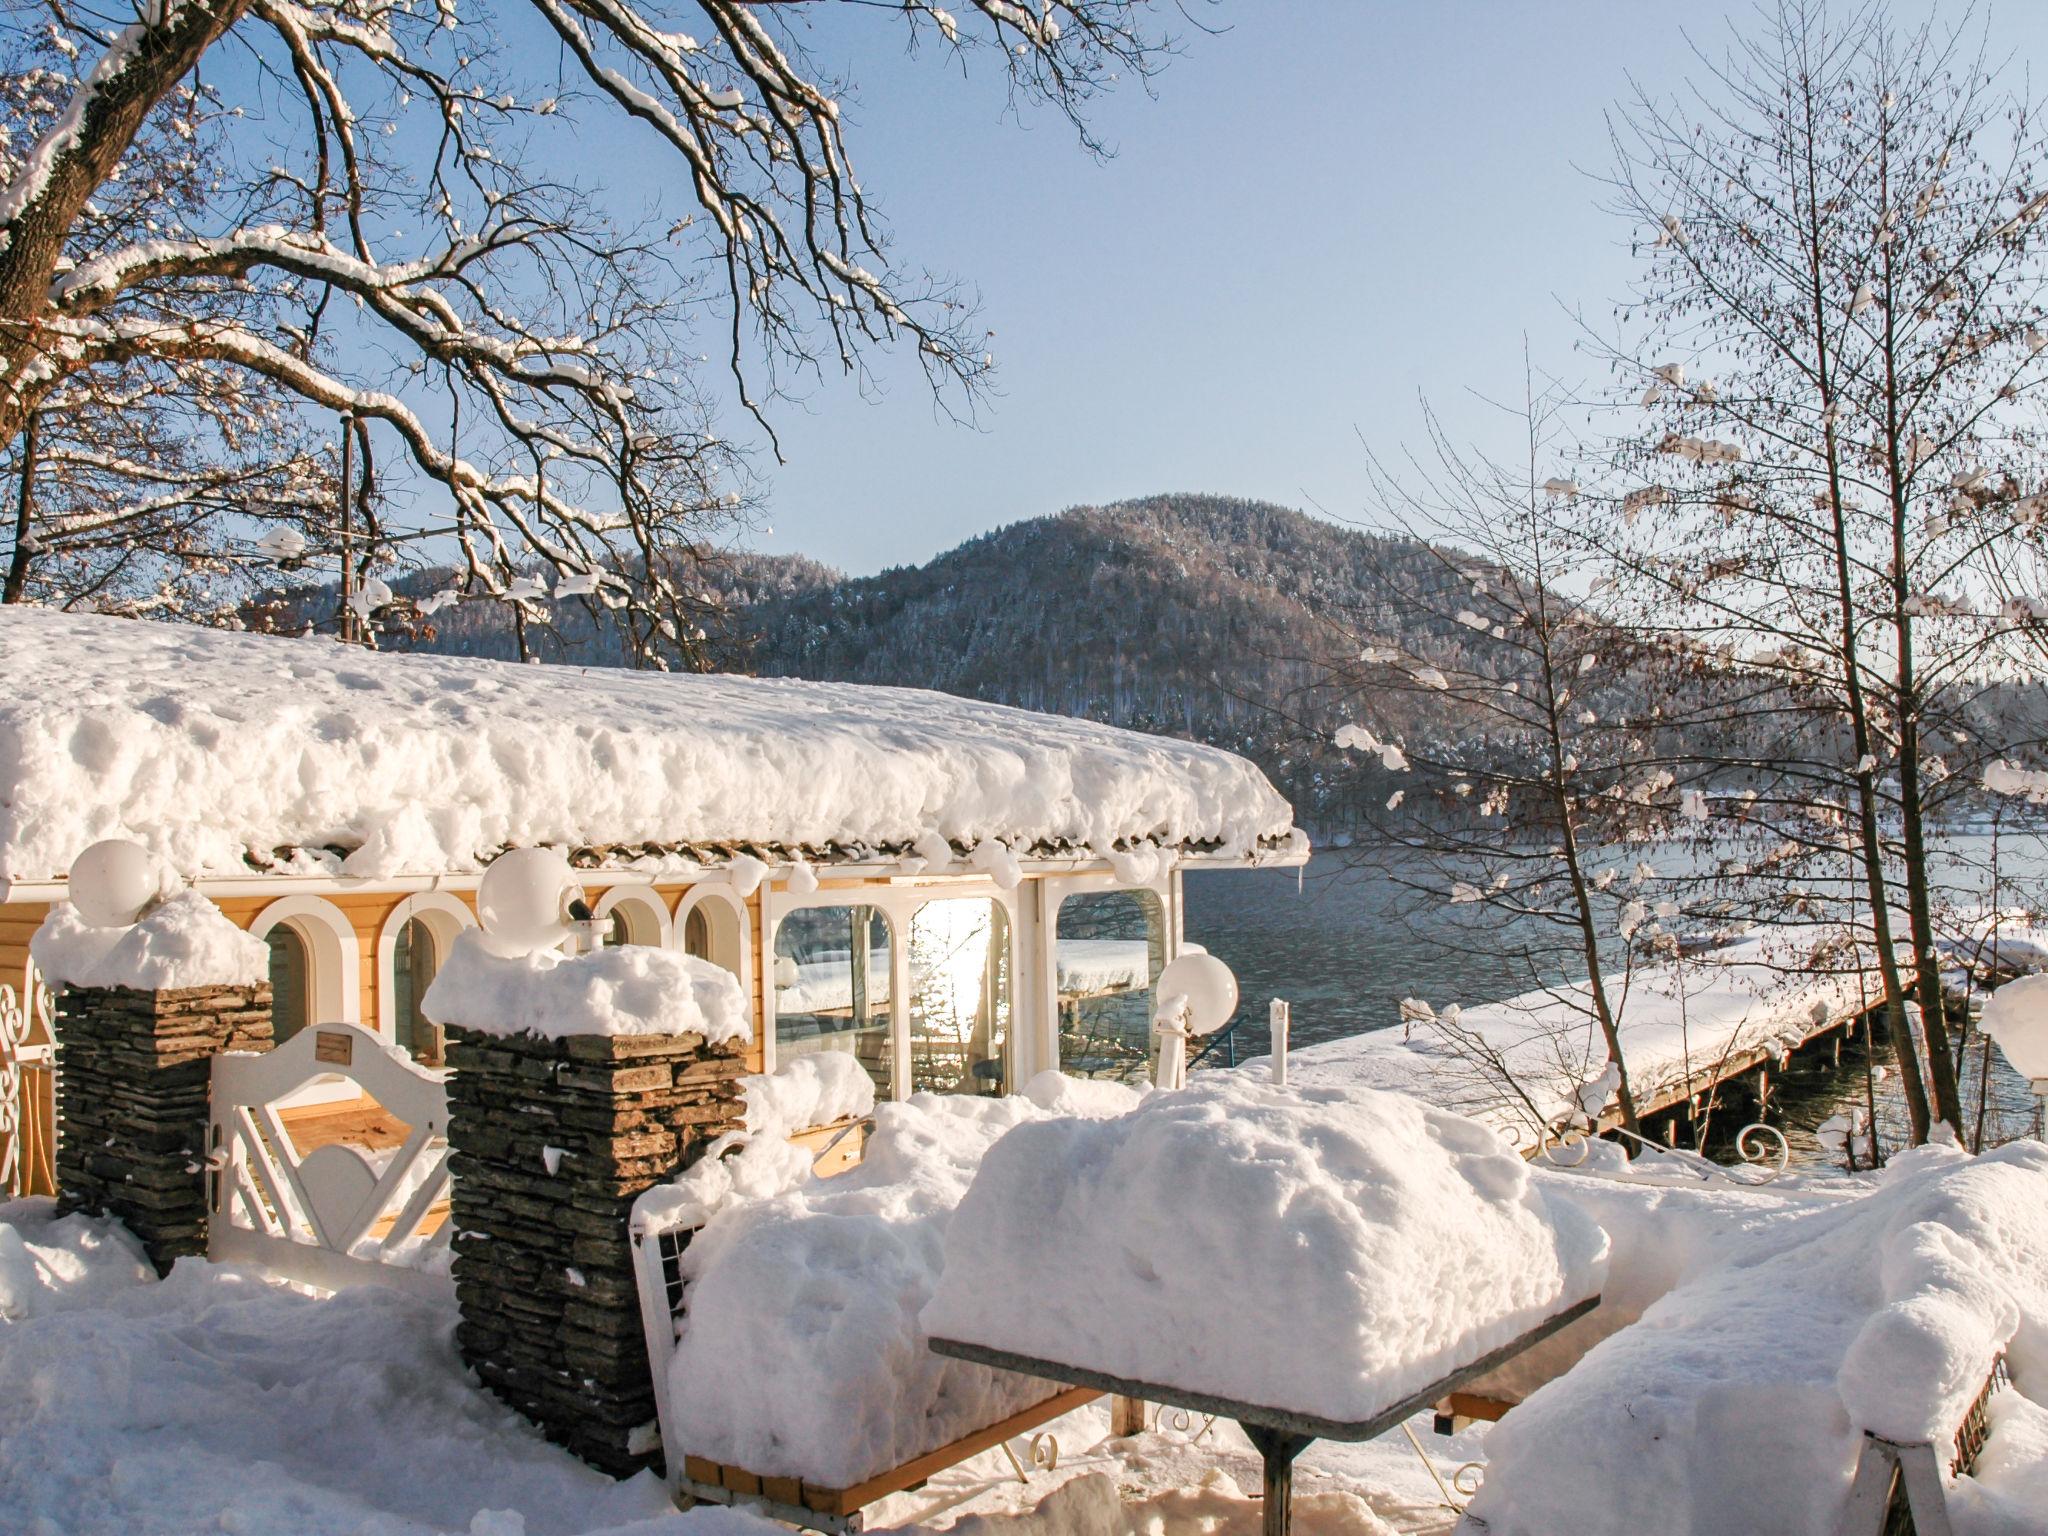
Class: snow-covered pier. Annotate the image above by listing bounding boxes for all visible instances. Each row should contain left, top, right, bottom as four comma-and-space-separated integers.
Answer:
1253, 927, 1882, 1154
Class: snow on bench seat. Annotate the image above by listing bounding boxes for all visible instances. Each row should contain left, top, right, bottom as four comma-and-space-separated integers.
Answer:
921, 1074, 1609, 1426
0, 608, 1300, 883
635, 1073, 1144, 1491
1469, 1140, 2048, 1536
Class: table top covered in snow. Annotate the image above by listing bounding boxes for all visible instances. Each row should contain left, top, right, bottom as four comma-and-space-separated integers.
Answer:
929, 1295, 1600, 1441
0, 609, 1301, 883
920, 1075, 1612, 1428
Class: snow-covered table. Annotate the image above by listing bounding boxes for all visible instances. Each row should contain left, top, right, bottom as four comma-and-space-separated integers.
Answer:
918, 1077, 1613, 1536
932, 1295, 1597, 1536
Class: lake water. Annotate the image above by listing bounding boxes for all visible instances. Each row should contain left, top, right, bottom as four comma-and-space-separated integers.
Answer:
1182, 839, 2044, 1167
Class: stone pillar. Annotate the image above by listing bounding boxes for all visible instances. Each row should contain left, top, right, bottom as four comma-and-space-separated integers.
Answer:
52, 982, 273, 1274
444, 1025, 748, 1476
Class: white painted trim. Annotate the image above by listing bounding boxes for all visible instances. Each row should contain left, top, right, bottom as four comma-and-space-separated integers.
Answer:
673, 883, 753, 981
2, 846, 1305, 907
763, 882, 1024, 1100
249, 894, 362, 1028
373, 892, 477, 1040
592, 883, 673, 948
248, 893, 364, 1108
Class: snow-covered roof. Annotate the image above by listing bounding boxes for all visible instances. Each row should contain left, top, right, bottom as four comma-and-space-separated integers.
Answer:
0, 609, 1302, 885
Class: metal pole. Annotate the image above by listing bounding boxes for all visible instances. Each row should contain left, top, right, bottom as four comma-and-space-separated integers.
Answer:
1239, 1423, 1312, 1536
1270, 998, 1290, 1088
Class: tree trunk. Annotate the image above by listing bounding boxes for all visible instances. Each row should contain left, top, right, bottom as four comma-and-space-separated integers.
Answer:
3, 413, 38, 604
0, 2, 251, 439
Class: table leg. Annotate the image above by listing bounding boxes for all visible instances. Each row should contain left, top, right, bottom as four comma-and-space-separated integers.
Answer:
1239, 1423, 1314, 1536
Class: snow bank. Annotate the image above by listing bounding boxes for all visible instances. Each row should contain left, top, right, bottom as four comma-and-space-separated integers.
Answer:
742, 1051, 876, 1135
0, 1252, 686, 1535
0, 609, 1299, 882
1263, 926, 1867, 1144
1468, 1141, 2048, 1536
421, 930, 749, 1042
649, 1073, 1143, 1488
0, 1199, 152, 1320
28, 891, 268, 991
922, 1075, 1609, 1424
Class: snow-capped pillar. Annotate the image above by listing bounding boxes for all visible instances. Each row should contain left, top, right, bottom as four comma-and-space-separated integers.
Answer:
49, 981, 274, 1274
31, 846, 273, 1276
432, 848, 754, 1477
442, 1023, 749, 1476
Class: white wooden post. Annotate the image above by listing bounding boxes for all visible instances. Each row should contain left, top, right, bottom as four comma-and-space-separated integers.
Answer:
1270, 999, 1291, 1088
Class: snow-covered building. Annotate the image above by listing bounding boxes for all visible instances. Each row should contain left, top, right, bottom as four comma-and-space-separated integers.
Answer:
0, 608, 1304, 1196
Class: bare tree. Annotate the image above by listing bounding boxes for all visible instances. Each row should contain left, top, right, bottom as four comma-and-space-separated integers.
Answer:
1320, 376, 1742, 1143
1592, 0, 2048, 1138
0, 1, 1174, 654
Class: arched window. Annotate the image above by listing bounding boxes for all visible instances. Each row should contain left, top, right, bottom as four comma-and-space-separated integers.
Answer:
908, 898, 1011, 1096
773, 905, 894, 1100
374, 893, 475, 1064
675, 886, 750, 985
250, 895, 361, 1037
682, 905, 712, 960
593, 884, 671, 948
267, 924, 312, 1044
390, 917, 443, 1064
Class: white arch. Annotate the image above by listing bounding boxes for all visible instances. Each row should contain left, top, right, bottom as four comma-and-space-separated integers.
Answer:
249, 894, 362, 1028
674, 884, 752, 985
374, 891, 477, 1039
592, 883, 673, 948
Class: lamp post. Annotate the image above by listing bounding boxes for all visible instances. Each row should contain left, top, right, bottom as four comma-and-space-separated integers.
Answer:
1979, 972, 2048, 1138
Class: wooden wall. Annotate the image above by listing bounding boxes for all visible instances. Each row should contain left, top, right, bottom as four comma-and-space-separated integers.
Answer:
2, 876, 780, 1197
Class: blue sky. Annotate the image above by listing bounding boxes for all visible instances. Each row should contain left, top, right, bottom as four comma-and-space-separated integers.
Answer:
697, 3, 1786, 573
688, 1, 2048, 575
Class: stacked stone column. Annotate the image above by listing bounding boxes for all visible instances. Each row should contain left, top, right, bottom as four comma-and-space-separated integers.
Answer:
52, 982, 273, 1274
444, 1025, 748, 1475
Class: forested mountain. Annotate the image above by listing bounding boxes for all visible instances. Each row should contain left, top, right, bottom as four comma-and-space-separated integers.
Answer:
255, 495, 1517, 822
245, 493, 2039, 833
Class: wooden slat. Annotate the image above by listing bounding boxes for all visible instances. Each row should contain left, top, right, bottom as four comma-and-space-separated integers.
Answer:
1437, 1391, 1515, 1423
683, 1386, 1101, 1521
827, 1386, 1101, 1514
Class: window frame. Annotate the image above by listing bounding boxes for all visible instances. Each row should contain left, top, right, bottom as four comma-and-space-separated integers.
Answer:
763, 878, 1028, 1101
1037, 871, 1182, 1085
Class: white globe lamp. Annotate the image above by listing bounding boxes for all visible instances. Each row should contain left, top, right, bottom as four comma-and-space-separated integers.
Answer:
1980, 972, 2048, 1135
1156, 948, 1240, 1037
69, 839, 159, 928
478, 847, 581, 957
1152, 948, 1239, 1091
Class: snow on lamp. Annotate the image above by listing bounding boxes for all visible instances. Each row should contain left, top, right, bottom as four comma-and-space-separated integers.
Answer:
1152, 946, 1239, 1090
1980, 972, 2048, 1134
68, 839, 159, 928
477, 847, 582, 957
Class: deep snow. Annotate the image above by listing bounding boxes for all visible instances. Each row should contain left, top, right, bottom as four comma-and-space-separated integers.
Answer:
0, 609, 1299, 883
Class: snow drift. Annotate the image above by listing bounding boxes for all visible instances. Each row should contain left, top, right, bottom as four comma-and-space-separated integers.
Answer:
421, 930, 749, 1042
0, 609, 1299, 883
1468, 1140, 2048, 1536
647, 1074, 1144, 1488
921, 1074, 1610, 1424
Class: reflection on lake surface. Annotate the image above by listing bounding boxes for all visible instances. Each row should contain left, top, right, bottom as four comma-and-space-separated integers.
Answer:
1182, 838, 2044, 1167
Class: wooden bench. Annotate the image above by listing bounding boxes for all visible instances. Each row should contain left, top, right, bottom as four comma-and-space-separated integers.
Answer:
630, 1154, 1096, 1532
